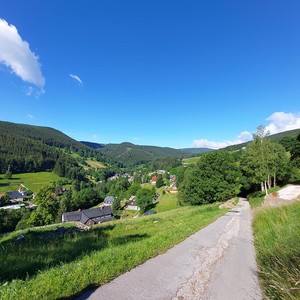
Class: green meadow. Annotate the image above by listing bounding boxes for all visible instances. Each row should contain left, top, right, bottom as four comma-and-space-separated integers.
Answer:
0, 172, 61, 193
0, 203, 227, 300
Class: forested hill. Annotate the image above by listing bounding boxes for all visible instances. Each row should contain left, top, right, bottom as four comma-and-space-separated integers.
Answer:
0, 121, 87, 150
81, 142, 189, 165
223, 128, 300, 151
0, 121, 105, 175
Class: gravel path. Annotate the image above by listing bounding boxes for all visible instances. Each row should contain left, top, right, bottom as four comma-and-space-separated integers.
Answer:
77, 198, 262, 300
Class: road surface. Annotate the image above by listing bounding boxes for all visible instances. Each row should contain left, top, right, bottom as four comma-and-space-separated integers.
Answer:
77, 198, 262, 300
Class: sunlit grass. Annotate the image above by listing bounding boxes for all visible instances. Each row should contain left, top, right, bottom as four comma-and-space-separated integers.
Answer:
0, 203, 227, 300
0, 172, 61, 193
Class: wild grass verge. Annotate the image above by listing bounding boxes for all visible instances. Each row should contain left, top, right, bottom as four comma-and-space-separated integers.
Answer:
253, 201, 300, 299
0, 203, 226, 300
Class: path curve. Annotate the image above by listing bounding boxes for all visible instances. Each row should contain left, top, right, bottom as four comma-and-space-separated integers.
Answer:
77, 198, 262, 300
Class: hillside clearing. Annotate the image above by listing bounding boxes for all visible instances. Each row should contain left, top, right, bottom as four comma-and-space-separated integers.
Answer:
0, 172, 61, 193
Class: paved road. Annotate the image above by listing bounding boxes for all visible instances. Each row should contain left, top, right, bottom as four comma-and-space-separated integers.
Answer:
77, 198, 262, 300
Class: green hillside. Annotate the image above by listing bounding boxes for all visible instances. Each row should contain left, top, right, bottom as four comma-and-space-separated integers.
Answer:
95, 142, 187, 165
0, 121, 105, 175
81, 141, 212, 166
0, 121, 88, 150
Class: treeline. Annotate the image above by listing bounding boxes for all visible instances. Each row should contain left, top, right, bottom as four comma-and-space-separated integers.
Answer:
178, 128, 300, 205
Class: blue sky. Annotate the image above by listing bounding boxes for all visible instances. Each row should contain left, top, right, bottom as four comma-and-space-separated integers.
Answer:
0, 1, 300, 149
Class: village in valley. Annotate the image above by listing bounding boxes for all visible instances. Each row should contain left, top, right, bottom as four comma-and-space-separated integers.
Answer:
0, 169, 178, 230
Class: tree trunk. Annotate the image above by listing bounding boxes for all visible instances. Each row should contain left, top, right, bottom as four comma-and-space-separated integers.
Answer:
273, 173, 276, 187
267, 174, 271, 189
261, 182, 264, 192
264, 181, 268, 196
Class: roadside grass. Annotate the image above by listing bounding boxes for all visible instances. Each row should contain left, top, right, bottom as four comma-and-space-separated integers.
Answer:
0, 172, 61, 193
253, 201, 300, 299
154, 192, 179, 213
248, 186, 281, 209
0, 203, 227, 300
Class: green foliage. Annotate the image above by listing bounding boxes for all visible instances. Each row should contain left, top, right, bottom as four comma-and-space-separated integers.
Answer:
242, 127, 290, 193
28, 186, 59, 226
136, 188, 154, 213
0, 209, 24, 233
112, 198, 122, 218
0, 194, 10, 207
155, 174, 164, 188
179, 150, 242, 205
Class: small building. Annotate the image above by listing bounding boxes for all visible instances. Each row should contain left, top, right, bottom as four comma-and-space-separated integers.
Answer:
151, 176, 157, 185
7, 190, 26, 201
62, 206, 113, 226
125, 196, 140, 211
103, 196, 115, 206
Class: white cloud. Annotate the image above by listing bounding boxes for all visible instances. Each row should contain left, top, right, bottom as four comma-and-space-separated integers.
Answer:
192, 111, 300, 150
69, 73, 83, 85
27, 114, 34, 119
0, 18, 45, 91
265, 112, 300, 134
193, 131, 252, 150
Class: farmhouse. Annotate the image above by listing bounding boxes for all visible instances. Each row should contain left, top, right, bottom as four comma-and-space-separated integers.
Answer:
62, 206, 113, 226
103, 196, 115, 206
125, 196, 140, 211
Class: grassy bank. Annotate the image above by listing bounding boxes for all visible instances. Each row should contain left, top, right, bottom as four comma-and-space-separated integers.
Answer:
253, 201, 300, 299
0, 203, 227, 300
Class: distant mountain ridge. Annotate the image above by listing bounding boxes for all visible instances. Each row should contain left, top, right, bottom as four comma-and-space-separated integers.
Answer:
80, 141, 212, 165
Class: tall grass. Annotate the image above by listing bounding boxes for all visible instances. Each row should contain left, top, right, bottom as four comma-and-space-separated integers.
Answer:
253, 201, 300, 299
0, 203, 227, 300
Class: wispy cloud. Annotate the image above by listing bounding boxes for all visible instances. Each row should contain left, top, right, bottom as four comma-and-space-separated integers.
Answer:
69, 73, 83, 85
192, 111, 300, 149
27, 114, 34, 119
0, 18, 45, 92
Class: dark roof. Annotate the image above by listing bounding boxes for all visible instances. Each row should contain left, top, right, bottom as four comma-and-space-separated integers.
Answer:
104, 196, 115, 204
62, 211, 81, 222
144, 209, 157, 216
7, 191, 24, 200
62, 206, 113, 224
82, 206, 112, 218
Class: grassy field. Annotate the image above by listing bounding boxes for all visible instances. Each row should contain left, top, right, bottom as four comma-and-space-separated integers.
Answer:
253, 201, 300, 299
182, 156, 201, 165
0, 172, 61, 193
85, 159, 106, 169
0, 203, 228, 300
154, 192, 179, 213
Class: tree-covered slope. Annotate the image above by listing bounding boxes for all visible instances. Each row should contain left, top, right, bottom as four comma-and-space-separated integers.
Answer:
0, 121, 105, 175
0, 121, 88, 150
93, 142, 187, 165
